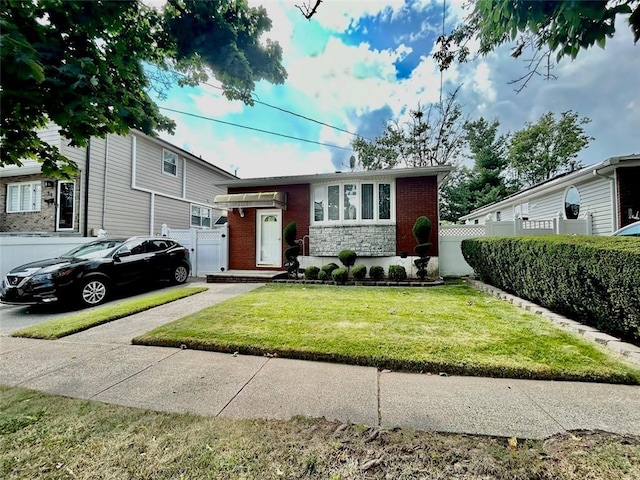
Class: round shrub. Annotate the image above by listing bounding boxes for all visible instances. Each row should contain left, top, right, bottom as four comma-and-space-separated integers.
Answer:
332, 267, 348, 284
304, 266, 320, 280
412, 216, 432, 243
352, 264, 367, 280
321, 262, 339, 275
318, 270, 329, 281
369, 265, 385, 281
388, 265, 407, 281
283, 221, 297, 246
338, 249, 357, 268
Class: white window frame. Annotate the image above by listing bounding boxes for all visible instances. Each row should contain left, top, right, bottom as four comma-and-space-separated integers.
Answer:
162, 149, 178, 177
191, 204, 212, 228
6, 181, 41, 213
311, 180, 395, 225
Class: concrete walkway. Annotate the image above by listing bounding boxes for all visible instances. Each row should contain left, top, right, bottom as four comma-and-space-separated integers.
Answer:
1, 281, 639, 440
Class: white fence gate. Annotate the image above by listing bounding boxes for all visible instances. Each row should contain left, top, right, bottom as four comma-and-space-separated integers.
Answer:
162, 225, 229, 277
438, 225, 485, 277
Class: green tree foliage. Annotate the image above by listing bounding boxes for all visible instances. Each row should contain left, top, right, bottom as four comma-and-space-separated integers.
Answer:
440, 118, 516, 222
351, 88, 466, 169
1, 0, 286, 177
508, 111, 593, 187
435, 0, 639, 89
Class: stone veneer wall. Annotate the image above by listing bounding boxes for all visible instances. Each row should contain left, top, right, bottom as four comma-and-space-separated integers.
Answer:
309, 224, 396, 256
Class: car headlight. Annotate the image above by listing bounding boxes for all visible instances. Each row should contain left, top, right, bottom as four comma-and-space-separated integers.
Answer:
30, 273, 53, 284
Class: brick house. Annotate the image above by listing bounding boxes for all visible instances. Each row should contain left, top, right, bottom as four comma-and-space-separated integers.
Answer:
212, 166, 452, 275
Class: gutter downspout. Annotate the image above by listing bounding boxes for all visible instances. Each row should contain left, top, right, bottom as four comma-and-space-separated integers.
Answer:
83, 138, 91, 236
102, 134, 109, 229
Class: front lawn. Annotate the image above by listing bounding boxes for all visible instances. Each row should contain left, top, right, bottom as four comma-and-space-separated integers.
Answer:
12, 287, 208, 339
133, 284, 640, 383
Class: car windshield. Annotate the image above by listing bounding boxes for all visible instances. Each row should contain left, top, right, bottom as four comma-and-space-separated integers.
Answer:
61, 240, 126, 259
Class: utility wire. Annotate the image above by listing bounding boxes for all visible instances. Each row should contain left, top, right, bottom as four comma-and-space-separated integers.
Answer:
168, 70, 369, 140
160, 106, 354, 151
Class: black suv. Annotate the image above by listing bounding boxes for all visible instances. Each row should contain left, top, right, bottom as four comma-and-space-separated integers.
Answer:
0, 237, 191, 307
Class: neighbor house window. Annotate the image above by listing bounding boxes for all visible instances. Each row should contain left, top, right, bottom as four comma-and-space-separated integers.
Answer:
564, 186, 580, 219
6, 181, 41, 213
514, 202, 529, 220
191, 205, 212, 227
313, 181, 393, 223
163, 149, 178, 176
495, 211, 501, 221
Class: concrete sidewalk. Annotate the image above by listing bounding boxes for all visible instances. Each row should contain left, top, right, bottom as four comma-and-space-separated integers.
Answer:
1, 282, 639, 440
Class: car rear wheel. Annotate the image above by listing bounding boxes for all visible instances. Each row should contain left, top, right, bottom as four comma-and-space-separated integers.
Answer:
171, 263, 189, 284
79, 277, 109, 306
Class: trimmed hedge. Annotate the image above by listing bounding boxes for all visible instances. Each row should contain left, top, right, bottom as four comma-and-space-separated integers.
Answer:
331, 267, 348, 284
388, 265, 407, 282
304, 266, 320, 280
461, 235, 640, 344
321, 263, 339, 275
370, 266, 385, 281
352, 264, 367, 280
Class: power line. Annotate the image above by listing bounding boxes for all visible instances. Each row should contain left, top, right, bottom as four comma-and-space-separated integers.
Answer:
159, 106, 354, 151
167, 70, 369, 140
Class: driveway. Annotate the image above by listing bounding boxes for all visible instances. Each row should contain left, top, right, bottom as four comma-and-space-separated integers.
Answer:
0, 278, 206, 336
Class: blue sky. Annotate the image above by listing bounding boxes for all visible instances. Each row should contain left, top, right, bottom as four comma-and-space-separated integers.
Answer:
152, 0, 640, 179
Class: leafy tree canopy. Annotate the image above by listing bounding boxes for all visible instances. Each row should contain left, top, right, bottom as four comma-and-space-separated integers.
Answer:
1, 0, 286, 177
435, 0, 639, 90
508, 111, 592, 187
352, 87, 466, 169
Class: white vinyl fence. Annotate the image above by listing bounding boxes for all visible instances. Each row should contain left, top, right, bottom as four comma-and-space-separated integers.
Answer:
0, 236, 93, 277
438, 214, 593, 277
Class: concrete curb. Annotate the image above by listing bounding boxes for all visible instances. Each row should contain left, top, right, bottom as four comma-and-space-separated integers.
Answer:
467, 279, 640, 365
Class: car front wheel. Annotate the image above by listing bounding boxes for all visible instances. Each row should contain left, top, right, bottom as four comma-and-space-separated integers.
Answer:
171, 263, 189, 284
79, 277, 109, 306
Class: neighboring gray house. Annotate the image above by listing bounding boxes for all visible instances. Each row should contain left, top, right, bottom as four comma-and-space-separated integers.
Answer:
0, 125, 236, 237
460, 154, 640, 235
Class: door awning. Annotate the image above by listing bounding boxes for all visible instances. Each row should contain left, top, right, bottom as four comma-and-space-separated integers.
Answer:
213, 191, 287, 210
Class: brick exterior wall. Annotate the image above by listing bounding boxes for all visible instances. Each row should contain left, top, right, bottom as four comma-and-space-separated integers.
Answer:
617, 166, 640, 228
0, 175, 81, 234
227, 184, 310, 270
395, 176, 439, 256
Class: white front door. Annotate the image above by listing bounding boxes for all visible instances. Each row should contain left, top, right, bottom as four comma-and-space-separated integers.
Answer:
257, 209, 282, 267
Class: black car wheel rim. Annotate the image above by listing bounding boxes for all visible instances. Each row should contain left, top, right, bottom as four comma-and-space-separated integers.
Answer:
83, 280, 106, 305
175, 266, 188, 283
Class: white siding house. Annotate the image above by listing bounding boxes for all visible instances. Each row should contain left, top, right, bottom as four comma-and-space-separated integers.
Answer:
460, 154, 640, 235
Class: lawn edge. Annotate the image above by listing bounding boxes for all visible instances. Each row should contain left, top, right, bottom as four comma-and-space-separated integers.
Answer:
11, 287, 208, 340
130, 337, 640, 385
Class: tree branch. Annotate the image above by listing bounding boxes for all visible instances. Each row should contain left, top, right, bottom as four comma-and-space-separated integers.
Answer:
296, 0, 322, 20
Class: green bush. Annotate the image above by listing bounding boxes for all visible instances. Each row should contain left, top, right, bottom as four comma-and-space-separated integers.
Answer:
338, 249, 357, 268
462, 235, 640, 344
321, 263, 339, 275
318, 270, 329, 281
304, 266, 320, 280
331, 267, 348, 284
388, 265, 407, 282
352, 264, 367, 280
283, 221, 297, 246
370, 266, 385, 281
413, 216, 433, 280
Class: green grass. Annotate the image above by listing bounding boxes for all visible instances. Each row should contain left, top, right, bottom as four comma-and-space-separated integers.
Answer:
2, 387, 639, 480
133, 284, 640, 383
11, 287, 208, 340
